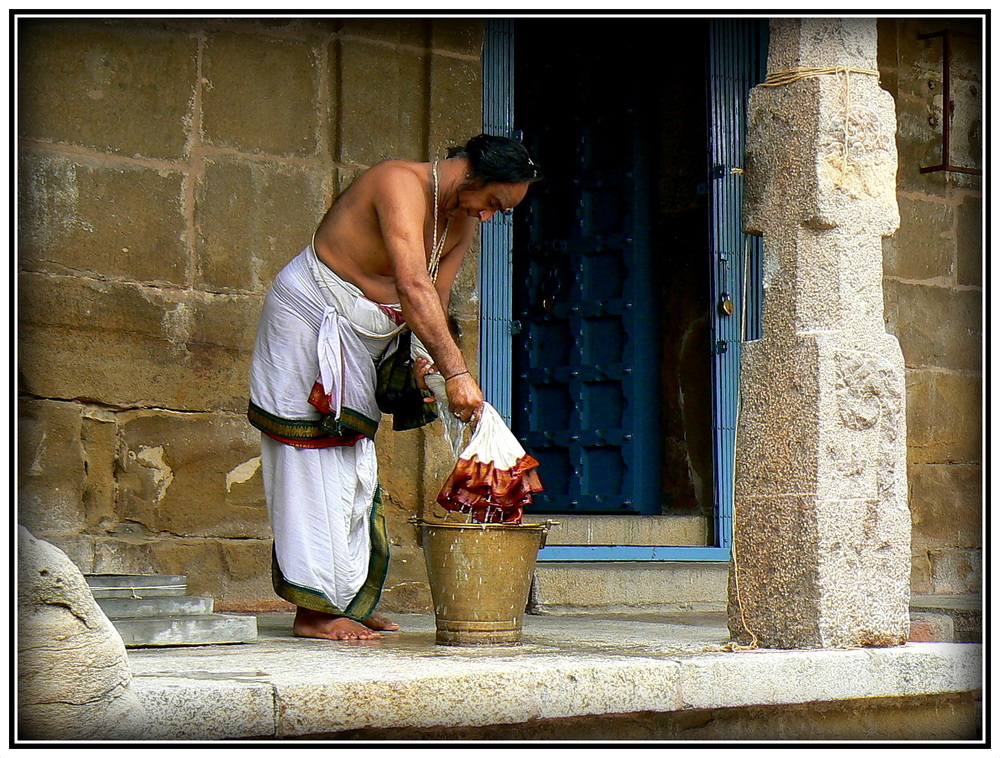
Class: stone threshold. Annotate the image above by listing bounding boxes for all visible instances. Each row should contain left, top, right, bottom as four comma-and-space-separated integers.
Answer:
124, 611, 982, 741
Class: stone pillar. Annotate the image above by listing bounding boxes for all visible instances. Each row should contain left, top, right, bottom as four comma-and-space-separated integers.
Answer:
728, 18, 910, 649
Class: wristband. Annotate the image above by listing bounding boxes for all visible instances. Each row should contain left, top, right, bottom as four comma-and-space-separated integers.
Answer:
444, 370, 470, 382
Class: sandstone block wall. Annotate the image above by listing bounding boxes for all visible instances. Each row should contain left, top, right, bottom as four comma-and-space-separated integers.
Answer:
877, 18, 983, 596
17, 17, 483, 610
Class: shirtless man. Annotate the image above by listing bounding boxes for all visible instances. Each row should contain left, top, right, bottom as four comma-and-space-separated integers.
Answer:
249, 134, 540, 640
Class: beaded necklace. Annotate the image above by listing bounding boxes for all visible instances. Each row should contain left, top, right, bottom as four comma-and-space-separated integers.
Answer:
428, 160, 451, 283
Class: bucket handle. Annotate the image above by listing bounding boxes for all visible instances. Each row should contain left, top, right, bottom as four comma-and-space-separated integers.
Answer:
408, 515, 424, 548
540, 520, 560, 548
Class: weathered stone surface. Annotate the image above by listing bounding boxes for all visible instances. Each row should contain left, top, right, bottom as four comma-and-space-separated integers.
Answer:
18, 273, 257, 412
448, 237, 480, 320
40, 534, 98, 574
732, 19, 910, 648
82, 412, 120, 530
17, 20, 196, 160
892, 94, 950, 198
130, 676, 276, 740
909, 463, 982, 548
202, 32, 320, 158
905, 370, 982, 464
17, 399, 88, 536
376, 425, 425, 507
539, 515, 708, 547
928, 548, 981, 595
340, 39, 429, 164
380, 488, 433, 613
955, 195, 983, 287
884, 280, 981, 372
126, 612, 982, 740
17, 526, 148, 740
195, 156, 327, 292
18, 151, 187, 285
91, 536, 274, 611
733, 339, 821, 498
429, 53, 482, 158
116, 410, 267, 538
431, 19, 484, 56
340, 18, 430, 47
882, 196, 954, 280
909, 611, 955, 642
533, 562, 728, 613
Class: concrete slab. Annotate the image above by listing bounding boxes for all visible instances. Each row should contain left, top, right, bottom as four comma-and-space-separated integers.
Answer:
85, 574, 188, 599
97, 595, 214, 619
125, 611, 982, 740
115, 614, 258, 647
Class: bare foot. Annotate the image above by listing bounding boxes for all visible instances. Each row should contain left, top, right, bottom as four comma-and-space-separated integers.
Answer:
293, 607, 381, 640
362, 611, 400, 632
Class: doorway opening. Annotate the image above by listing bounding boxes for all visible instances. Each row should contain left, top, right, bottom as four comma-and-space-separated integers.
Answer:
511, 19, 714, 528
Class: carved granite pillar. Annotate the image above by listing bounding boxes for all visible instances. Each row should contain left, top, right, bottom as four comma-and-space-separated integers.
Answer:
728, 18, 910, 649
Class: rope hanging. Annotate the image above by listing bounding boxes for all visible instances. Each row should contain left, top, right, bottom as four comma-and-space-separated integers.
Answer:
759, 66, 881, 189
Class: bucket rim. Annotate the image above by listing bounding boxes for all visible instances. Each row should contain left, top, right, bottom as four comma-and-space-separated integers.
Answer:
411, 518, 558, 531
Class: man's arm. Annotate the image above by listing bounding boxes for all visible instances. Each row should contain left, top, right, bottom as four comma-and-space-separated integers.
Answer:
374, 169, 483, 421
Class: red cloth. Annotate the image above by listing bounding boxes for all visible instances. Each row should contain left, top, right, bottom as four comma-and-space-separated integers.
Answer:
436, 453, 544, 524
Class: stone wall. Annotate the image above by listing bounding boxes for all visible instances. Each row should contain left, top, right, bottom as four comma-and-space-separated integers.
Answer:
877, 18, 983, 596
17, 17, 483, 611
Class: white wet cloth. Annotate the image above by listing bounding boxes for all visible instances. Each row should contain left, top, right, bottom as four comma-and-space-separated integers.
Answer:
250, 246, 405, 614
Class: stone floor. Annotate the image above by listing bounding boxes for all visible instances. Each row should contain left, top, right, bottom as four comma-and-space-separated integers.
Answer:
124, 609, 983, 742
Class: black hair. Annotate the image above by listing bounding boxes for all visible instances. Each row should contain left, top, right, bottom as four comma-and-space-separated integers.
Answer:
446, 133, 542, 184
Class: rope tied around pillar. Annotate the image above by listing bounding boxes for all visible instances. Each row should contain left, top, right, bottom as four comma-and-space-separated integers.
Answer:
759, 66, 882, 188
758, 65, 881, 88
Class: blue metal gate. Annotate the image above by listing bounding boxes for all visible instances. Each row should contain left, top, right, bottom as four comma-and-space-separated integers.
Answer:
707, 19, 768, 555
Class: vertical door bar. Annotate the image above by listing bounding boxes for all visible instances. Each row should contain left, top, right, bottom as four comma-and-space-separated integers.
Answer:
708, 19, 767, 549
480, 19, 516, 423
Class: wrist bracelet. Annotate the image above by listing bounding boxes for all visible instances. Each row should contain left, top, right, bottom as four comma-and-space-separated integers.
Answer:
444, 370, 470, 382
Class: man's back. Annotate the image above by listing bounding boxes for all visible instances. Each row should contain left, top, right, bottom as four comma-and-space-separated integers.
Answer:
313, 160, 465, 305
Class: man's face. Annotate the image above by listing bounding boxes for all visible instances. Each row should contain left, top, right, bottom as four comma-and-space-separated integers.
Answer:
455, 180, 531, 222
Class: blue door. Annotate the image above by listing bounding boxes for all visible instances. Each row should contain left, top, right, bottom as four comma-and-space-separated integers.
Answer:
481, 19, 767, 557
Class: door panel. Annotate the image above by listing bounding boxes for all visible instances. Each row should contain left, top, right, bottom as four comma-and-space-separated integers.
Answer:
512, 21, 660, 515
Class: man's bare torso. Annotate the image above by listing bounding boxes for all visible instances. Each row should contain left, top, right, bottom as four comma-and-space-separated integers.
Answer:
312, 160, 471, 305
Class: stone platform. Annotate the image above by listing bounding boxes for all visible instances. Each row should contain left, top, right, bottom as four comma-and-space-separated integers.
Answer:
124, 611, 983, 742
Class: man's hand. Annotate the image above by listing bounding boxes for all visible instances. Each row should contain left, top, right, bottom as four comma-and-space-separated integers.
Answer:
414, 357, 438, 404
444, 372, 484, 425
415, 357, 483, 423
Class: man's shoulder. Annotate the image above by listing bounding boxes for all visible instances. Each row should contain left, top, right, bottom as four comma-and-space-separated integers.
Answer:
366, 160, 425, 187
362, 160, 427, 211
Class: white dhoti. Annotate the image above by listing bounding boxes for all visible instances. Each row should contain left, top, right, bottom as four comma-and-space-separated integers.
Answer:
249, 246, 410, 618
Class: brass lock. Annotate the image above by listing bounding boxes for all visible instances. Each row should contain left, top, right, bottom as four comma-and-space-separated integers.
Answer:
719, 293, 735, 316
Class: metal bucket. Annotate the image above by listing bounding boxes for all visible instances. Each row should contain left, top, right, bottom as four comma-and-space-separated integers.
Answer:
414, 519, 557, 646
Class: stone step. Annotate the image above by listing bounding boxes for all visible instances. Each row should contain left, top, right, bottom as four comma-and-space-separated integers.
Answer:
84, 573, 188, 598
111, 614, 259, 647
534, 514, 708, 547
97, 594, 214, 619
530, 561, 729, 614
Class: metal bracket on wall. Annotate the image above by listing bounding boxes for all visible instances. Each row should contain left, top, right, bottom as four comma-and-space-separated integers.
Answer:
918, 28, 982, 176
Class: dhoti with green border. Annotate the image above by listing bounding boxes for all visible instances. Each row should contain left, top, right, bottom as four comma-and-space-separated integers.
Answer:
248, 246, 434, 620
